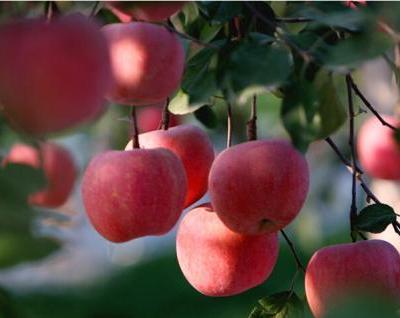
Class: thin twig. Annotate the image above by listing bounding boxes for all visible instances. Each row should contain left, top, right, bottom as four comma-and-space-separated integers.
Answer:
246, 95, 257, 141
280, 230, 306, 273
349, 75, 398, 131
275, 17, 313, 23
89, 1, 100, 17
346, 75, 358, 242
226, 102, 233, 148
131, 107, 140, 149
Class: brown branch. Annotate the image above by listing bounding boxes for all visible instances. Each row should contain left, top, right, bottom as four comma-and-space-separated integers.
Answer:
346, 75, 358, 241
348, 75, 398, 131
275, 17, 313, 23
246, 95, 257, 141
280, 230, 306, 273
89, 1, 101, 17
130, 107, 140, 149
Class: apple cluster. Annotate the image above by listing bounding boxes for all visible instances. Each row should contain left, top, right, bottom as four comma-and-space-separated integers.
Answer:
0, 2, 399, 317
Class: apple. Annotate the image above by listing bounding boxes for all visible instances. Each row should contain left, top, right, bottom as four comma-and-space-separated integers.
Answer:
305, 239, 400, 318
208, 139, 309, 235
81, 148, 187, 242
102, 22, 185, 106
4, 142, 76, 208
106, 1, 184, 22
137, 103, 180, 133
176, 203, 279, 296
126, 125, 214, 208
357, 115, 400, 180
0, 14, 112, 135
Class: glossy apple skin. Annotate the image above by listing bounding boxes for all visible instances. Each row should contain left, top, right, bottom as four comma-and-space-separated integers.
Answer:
4, 143, 76, 208
137, 103, 180, 133
209, 139, 309, 235
176, 204, 279, 297
305, 240, 400, 318
106, 1, 184, 22
102, 22, 185, 106
81, 148, 187, 243
126, 125, 214, 208
357, 116, 400, 180
0, 14, 112, 135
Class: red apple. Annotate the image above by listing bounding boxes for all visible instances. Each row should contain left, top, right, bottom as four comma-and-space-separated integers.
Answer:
81, 148, 187, 242
357, 115, 400, 180
4, 142, 76, 208
106, 1, 184, 22
102, 22, 185, 106
0, 14, 112, 135
126, 125, 214, 207
305, 239, 400, 318
137, 103, 180, 133
176, 203, 279, 296
209, 139, 309, 235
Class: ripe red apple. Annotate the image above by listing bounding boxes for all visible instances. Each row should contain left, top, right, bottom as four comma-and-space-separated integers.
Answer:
176, 203, 279, 296
357, 115, 400, 180
126, 125, 214, 207
81, 148, 187, 242
4, 142, 76, 208
305, 239, 400, 318
208, 139, 309, 235
0, 14, 112, 135
137, 103, 180, 133
102, 22, 185, 106
106, 1, 184, 22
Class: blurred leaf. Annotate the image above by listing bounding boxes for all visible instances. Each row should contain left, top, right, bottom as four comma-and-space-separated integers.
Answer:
95, 8, 120, 25
322, 32, 394, 70
249, 291, 304, 318
0, 232, 60, 269
354, 203, 396, 233
194, 105, 218, 129
198, 2, 243, 24
168, 90, 208, 115
0, 163, 47, 202
0, 286, 18, 318
219, 41, 293, 99
281, 71, 346, 152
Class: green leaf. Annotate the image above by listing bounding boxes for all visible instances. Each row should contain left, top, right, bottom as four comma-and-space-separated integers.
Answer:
249, 291, 304, 318
194, 105, 218, 129
281, 71, 346, 152
322, 32, 394, 70
219, 42, 293, 100
0, 232, 60, 269
354, 203, 397, 233
168, 90, 208, 115
0, 163, 47, 202
198, 2, 243, 24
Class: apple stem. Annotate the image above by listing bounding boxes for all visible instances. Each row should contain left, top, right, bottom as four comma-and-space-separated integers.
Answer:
89, 1, 100, 17
346, 74, 358, 242
130, 107, 140, 149
160, 98, 171, 131
247, 95, 257, 141
226, 102, 233, 148
280, 230, 305, 273
44, 1, 60, 21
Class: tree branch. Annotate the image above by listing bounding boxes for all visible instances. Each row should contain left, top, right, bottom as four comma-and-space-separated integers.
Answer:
159, 98, 171, 131
246, 95, 257, 141
131, 107, 140, 149
280, 230, 306, 273
275, 17, 313, 23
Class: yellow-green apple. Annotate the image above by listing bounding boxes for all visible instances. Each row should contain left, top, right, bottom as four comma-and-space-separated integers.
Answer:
4, 142, 76, 208
126, 125, 214, 207
106, 1, 184, 22
102, 22, 185, 106
209, 139, 309, 235
0, 14, 112, 135
357, 115, 400, 180
81, 148, 187, 242
176, 203, 279, 296
305, 239, 400, 318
